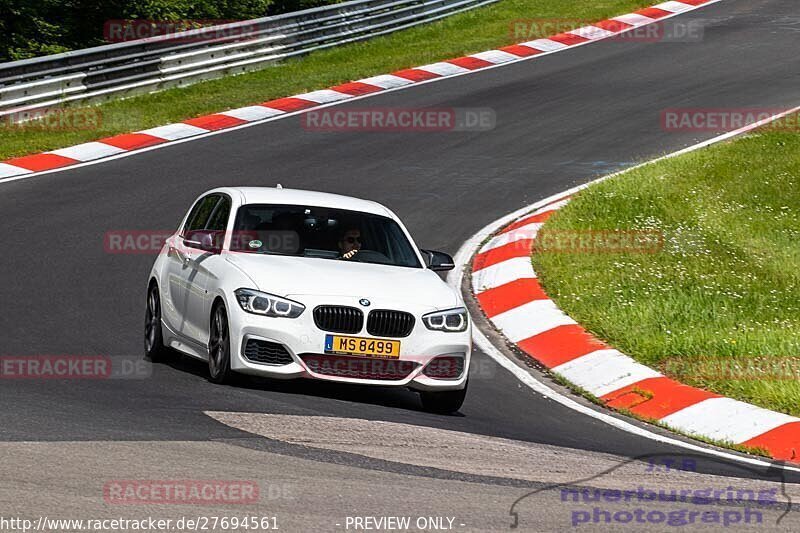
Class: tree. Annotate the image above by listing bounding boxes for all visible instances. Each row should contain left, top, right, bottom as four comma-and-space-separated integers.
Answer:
0, 0, 279, 62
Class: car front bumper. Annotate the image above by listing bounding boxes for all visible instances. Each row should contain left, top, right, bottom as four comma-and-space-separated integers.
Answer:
226, 297, 471, 391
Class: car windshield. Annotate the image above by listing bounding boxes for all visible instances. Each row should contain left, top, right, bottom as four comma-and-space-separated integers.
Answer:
230, 204, 422, 268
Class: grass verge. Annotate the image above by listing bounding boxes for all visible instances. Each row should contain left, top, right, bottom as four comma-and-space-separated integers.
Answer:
532, 130, 800, 417
0, 0, 653, 160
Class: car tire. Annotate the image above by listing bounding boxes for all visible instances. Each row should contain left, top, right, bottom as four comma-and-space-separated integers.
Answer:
144, 282, 169, 362
420, 380, 468, 414
208, 303, 233, 384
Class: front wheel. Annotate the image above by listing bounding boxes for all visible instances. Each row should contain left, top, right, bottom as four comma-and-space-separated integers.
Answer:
144, 283, 168, 362
208, 303, 233, 384
420, 380, 468, 414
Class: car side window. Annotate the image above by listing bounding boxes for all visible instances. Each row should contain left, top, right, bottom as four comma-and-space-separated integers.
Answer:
183, 195, 220, 235
206, 195, 231, 232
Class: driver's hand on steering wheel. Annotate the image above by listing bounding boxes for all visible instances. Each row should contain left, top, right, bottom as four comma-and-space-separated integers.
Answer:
341, 249, 359, 260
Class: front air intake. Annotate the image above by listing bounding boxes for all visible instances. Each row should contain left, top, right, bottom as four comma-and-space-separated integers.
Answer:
422, 356, 465, 380
243, 339, 294, 365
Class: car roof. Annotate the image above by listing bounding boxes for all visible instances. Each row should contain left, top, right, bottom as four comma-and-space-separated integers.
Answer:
210, 187, 394, 218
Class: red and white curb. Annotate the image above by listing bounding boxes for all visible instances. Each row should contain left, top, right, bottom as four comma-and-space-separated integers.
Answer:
471, 195, 800, 464
0, 0, 722, 183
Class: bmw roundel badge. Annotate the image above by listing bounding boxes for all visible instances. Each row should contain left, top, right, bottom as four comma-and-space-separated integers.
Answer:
359, 299, 371, 307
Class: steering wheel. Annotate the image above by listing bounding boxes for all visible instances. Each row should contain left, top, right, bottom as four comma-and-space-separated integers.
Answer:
343, 249, 391, 264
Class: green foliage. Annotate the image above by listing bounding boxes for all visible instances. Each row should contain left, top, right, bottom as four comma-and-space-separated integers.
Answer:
0, 0, 653, 158
533, 131, 800, 416
0, 0, 278, 62
0, 0, 72, 61
267, 0, 342, 15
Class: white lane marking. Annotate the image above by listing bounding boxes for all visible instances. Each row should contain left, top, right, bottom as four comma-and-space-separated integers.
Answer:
661, 398, 800, 444
570, 26, 617, 40
414, 62, 469, 76
534, 198, 571, 215
467, 307, 800, 474
613, 13, 658, 26
472, 256, 536, 293
480, 222, 542, 253
48, 142, 126, 162
470, 50, 520, 64
356, 74, 413, 89
656, 1, 696, 13
450, 105, 800, 475
293, 89, 352, 104
0, 0, 729, 186
552, 349, 662, 398
519, 39, 568, 52
491, 299, 576, 342
138, 123, 208, 140
0, 0, 788, 475
0, 163, 32, 178
220, 105, 285, 121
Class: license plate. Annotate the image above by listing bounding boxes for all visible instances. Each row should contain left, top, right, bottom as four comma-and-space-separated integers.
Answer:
324, 335, 401, 358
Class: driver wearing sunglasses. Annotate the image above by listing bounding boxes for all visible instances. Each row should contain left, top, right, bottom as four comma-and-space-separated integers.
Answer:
338, 228, 362, 259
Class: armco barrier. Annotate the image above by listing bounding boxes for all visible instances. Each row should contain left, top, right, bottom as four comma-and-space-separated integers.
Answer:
0, 0, 497, 119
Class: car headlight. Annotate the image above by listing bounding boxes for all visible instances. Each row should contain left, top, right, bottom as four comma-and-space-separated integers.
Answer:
234, 288, 305, 318
422, 307, 468, 332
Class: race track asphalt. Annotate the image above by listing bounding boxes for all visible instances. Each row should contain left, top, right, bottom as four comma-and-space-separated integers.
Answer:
1, 0, 798, 498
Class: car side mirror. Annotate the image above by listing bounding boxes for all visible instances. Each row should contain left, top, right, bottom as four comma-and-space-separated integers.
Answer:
421, 249, 455, 271
184, 230, 222, 254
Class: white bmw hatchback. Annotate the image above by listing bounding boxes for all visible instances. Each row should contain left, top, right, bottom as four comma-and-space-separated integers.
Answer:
145, 187, 471, 413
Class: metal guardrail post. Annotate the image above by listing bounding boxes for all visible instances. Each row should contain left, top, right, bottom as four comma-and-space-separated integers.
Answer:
0, 0, 498, 119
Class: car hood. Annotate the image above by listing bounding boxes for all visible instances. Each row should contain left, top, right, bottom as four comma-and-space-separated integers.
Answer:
225, 253, 461, 309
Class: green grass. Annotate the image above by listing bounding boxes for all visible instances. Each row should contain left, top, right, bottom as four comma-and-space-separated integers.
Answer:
0, 0, 652, 160
532, 130, 800, 417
